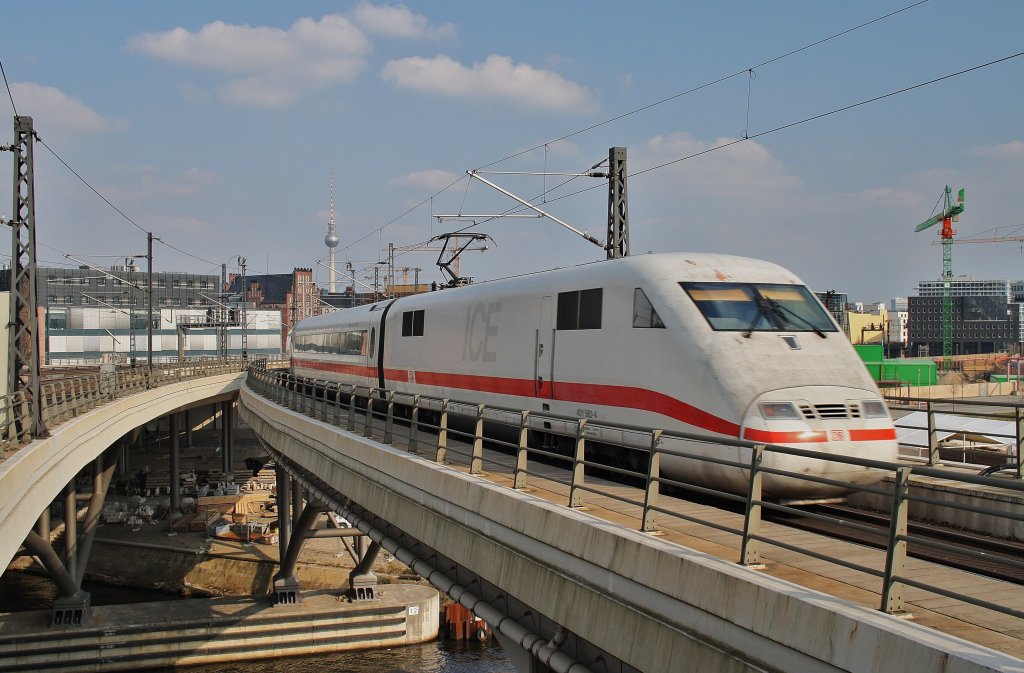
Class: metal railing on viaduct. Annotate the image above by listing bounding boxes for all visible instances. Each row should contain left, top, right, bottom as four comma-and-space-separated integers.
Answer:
0, 359, 261, 453
3, 358, 1022, 672
0, 357, 288, 626
242, 364, 1024, 673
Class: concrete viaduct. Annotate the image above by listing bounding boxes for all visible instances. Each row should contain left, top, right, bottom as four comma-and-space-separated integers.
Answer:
0, 364, 1019, 673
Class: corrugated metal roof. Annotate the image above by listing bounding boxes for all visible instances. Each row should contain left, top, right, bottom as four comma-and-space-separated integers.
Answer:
896, 411, 1015, 447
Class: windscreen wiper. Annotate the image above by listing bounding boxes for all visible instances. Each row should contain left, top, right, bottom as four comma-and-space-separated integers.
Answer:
765, 297, 827, 338
742, 296, 775, 338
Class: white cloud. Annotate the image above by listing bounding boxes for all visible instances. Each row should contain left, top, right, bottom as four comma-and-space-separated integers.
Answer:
127, 15, 370, 107
352, 3, 456, 39
841, 187, 919, 209
10, 83, 125, 136
969, 140, 1024, 159
389, 169, 461, 190
146, 214, 208, 234
638, 131, 802, 194
177, 82, 211, 104
220, 77, 298, 107
526, 139, 581, 160
139, 166, 220, 196
381, 54, 594, 113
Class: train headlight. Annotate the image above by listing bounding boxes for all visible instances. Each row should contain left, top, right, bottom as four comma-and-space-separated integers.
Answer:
758, 402, 801, 420
861, 399, 889, 419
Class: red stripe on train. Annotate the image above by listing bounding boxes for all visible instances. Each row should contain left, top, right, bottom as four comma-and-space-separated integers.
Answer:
290, 358, 894, 443
291, 358, 377, 379
743, 429, 829, 443
849, 428, 897, 441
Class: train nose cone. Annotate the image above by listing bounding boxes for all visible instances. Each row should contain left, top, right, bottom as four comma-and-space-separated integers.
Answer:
739, 387, 898, 497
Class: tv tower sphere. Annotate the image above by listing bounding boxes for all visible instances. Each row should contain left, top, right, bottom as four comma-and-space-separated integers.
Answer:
325, 232, 339, 248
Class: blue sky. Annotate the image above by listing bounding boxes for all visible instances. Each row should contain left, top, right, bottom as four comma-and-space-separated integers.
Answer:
2, 1, 1022, 301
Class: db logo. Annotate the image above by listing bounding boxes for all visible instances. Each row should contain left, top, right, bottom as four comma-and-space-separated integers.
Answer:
829, 430, 847, 442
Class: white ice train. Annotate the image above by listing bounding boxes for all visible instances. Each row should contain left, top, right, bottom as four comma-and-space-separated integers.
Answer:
290, 252, 897, 498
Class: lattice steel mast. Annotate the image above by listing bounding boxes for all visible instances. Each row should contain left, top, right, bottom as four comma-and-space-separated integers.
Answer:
605, 147, 629, 259
6, 115, 43, 434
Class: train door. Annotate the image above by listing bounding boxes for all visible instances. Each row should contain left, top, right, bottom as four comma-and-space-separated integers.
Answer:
368, 311, 383, 389
369, 298, 398, 391
535, 295, 554, 397
366, 323, 377, 386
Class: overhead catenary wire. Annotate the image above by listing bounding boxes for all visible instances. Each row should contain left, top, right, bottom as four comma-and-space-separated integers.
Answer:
37, 137, 239, 276
455, 49, 1024, 221
154, 237, 222, 268
340, 0, 932, 260
0, 1, 987, 283
638, 50, 1024, 177
2, 4, 936, 276
35, 138, 148, 236
0, 60, 239, 276
473, 0, 931, 171
0, 58, 18, 118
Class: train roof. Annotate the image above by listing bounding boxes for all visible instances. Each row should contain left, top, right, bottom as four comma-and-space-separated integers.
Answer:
293, 251, 805, 332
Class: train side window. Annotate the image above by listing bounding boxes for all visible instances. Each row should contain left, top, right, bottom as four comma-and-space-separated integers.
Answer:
633, 289, 665, 328
557, 288, 602, 330
343, 330, 366, 355
556, 292, 579, 330
402, 310, 425, 337
369, 327, 376, 357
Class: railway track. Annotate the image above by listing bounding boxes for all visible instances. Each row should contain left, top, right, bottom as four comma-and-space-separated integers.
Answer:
769, 503, 1024, 585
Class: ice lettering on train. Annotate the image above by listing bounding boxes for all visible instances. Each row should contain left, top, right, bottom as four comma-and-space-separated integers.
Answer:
462, 302, 500, 363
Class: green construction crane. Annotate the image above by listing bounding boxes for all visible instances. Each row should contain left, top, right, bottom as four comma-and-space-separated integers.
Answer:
915, 185, 965, 372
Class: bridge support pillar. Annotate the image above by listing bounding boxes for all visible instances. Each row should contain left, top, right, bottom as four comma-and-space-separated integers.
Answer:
20, 447, 119, 627
118, 434, 130, 476
63, 484, 78, 581
184, 408, 193, 447
273, 499, 327, 606
272, 575, 301, 605
348, 540, 381, 601
220, 401, 233, 475
52, 591, 92, 627
276, 466, 292, 553
291, 477, 303, 531
169, 413, 180, 513
36, 506, 50, 541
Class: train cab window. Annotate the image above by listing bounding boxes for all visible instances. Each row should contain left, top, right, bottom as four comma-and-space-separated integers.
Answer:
557, 288, 602, 330
633, 289, 665, 328
402, 310, 425, 337
681, 282, 837, 334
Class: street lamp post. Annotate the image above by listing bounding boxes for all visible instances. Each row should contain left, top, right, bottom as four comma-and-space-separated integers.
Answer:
147, 232, 154, 374
237, 256, 247, 360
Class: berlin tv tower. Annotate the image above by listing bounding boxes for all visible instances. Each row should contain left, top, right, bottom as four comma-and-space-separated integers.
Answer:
325, 173, 339, 293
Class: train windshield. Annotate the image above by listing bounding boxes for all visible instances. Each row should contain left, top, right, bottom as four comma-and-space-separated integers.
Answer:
681, 282, 837, 334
